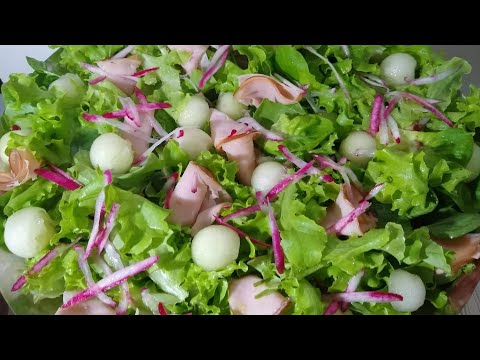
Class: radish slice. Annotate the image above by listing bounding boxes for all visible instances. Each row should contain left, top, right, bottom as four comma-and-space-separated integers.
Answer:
199, 45, 230, 89
390, 91, 454, 127
11, 238, 80, 291
158, 303, 168, 315
266, 201, 285, 274
324, 301, 341, 315
34, 168, 82, 191
62, 255, 158, 309
89, 76, 107, 85
368, 94, 384, 134
407, 66, 461, 85
358, 73, 389, 90
112, 45, 135, 59
48, 164, 83, 187
323, 291, 403, 303
81, 113, 158, 143
135, 128, 182, 165
74, 245, 116, 308
278, 145, 333, 182
96, 203, 120, 253
213, 215, 272, 248
132, 67, 159, 77
383, 96, 399, 119
84, 171, 112, 260
387, 115, 401, 144
221, 205, 262, 222
262, 160, 314, 204
304, 46, 350, 102
237, 116, 284, 141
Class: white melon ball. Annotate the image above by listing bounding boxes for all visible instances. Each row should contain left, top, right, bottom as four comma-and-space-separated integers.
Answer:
177, 95, 210, 128
89, 133, 134, 175
380, 53, 417, 86
388, 269, 426, 312
340, 131, 377, 167
4, 207, 56, 258
466, 143, 480, 182
0, 129, 32, 165
191, 225, 240, 271
175, 128, 213, 160
216, 92, 247, 120
251, 161, 287, 194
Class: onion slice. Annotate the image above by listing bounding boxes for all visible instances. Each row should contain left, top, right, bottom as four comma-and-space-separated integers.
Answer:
62, 255, 158, 309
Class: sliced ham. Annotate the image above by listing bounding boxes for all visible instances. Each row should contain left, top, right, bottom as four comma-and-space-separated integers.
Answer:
233, 74, 306, 107
448, 260, 480, 313
434, 234, 480, 274
168, 45, 209, 75
228, 275, 289, 315
55, 291, 116, 315
95, 56, 141, 95
168, 162, 231, 227
210, 110, 258, 185
191, 202, 230, 236
320, 184, 377, 237
0, 149, 40, 193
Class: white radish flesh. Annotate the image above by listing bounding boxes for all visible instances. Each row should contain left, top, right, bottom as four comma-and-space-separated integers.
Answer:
4, 207, 56, 259
0, 129, 32, 166
191, 225, 240, 271
216, 92, 247, 120
388, 269, 426, 312
89, 133, 134, 175
339, 131, 377, 166
380, 53, 417, 86
177, 95, 210, 128
466, 143, 480, 182
251, 161, 287, 193
175, 128, 213, 160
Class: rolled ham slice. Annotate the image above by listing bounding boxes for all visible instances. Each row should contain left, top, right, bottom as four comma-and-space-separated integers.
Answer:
210, 110, 258, 186
434, 234, 480, 274
0, 149, 40, 193
168, 162, 231, 227
168, 45, 209, 75
228, 275, 289, 315
233, 74, 306, 107
96, 56, 141, 95
448, 260, 480, 313
320, 184, 377, 237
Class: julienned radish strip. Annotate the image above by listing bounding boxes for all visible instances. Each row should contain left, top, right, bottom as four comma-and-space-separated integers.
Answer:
112, 45, 135, 59
89, 76, 107, 85
158, 303, 168, 315
394, 92, 454, 127
407, 66, 461, 86
84, 171, 112, 260
81, 113, 158, 143
62, 255, 159, 309
213, 215, 272, 248
132, 67, 159, 77
266, 201, 285, 274
104, 241, 133, 312
278, 145, 333, 182
263, 161, 314, 204
35, 168, 82, 191
387, 115, 401, 144
368, 94, 384, 134
313, 155, 362, 191
238, 116, 284, 141
221, 205, 262, 222
11, 238, 80, 292
340, 269, 365, 311
323, 291, 403, 303
383, 96, 399, 119
199, 45, 230, 89
323, 301, 341, 315
48, 164, 83, 187
304, 46, 351, 102
74, 245, 116, 308
135, 128, 183, 165
96, 203, 120, 253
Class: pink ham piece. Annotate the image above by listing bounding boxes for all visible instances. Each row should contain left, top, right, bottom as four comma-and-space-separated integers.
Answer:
448, 259, 480, 313
191, 202, 230, 236
233, 74, 306, 107
95, 56, 141, 95
434, 234, 480, 274
55, 291, 116, 315
0, 150, 41, 193
168, 162, 231, 227
168, 45, 209, 75
228, 275, 289, 315
210, 110, 258, 185
321, 184, 377, 237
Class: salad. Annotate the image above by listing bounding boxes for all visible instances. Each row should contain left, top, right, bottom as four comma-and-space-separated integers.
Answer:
0, 45, 479, 315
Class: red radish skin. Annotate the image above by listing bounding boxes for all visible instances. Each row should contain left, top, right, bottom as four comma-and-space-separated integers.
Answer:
221, 205, 262, 222
266, 202, 285, 274
323, 291, 403, 303
96, 203, 120, 253
132, 67, 159, 77
199, 45, 230, 89
35, 168, 82, 190
383, 96, 399, 119
369, 94, 384, 134
158, 303, 168, 315
48, 164, 83, 187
